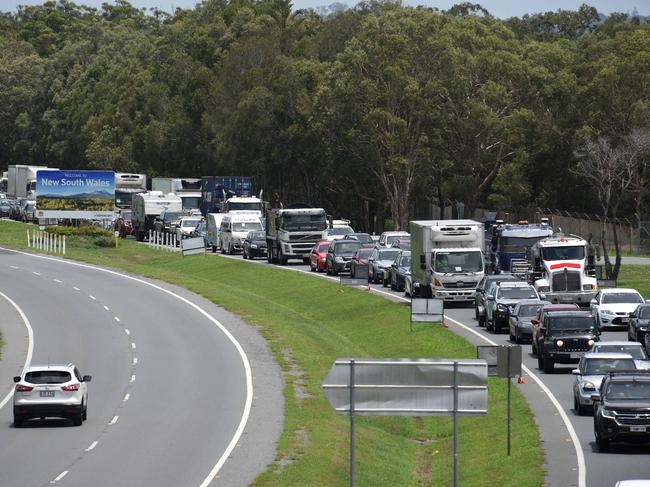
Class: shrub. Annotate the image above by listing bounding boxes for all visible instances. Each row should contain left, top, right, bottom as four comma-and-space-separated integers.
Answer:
45, 224, 113, 237
93, 236, 115, 247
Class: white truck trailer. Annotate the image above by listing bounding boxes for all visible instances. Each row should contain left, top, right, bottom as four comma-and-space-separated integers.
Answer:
152, 178, 202, 212
132, 191, 183, 241
266, 207, 328, 264
410, 220, 485, 301
115, 173, 147, 210
7, 165, 58, 199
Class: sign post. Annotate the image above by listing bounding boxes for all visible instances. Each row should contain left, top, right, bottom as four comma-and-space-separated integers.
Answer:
323, 358, 488, 487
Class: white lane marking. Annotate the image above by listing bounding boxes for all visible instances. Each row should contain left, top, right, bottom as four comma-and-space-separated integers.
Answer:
114, 316, 121, 323
73, 286, 80, 291
50, 470, 68, 483
0, 247, 254, 487
103, 305, 110, 311
89, 295, 96, 300
131, 342, 136, 350
109, 415, 119, 425
54, 279, 62, 283
124, 328, 130, 335
9, 265, 19, 269
32, 271, 41, 276
133, 357, 138, 365
0, 291, 35, 410
225, 254, 586, 487
85, 441, 98, 452
130, 375, 136, 383
123, 393, 130, 402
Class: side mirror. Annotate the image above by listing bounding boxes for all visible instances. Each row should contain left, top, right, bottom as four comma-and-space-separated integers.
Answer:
571, 369, 581, 375
486, 295, 494, 301
531, 319, 540, 326
590, 299, 597, 306
539, 293, 547, 300
13, 376, 20, 383
591, 393, 601, 403
82, 375, 92, 382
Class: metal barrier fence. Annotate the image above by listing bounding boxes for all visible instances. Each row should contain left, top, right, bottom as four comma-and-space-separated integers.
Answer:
27, 230, 66, 255
147, 230, 178, 252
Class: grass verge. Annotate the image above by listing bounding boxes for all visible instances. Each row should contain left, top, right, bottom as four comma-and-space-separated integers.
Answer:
0, 221, 542, 486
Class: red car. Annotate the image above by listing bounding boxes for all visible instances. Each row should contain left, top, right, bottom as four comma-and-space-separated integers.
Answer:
531, 303, 580, 355
309, 241, 331, 272
350, 247, 374, 278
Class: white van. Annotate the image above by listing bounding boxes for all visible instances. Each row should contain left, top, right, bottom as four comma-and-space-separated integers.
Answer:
206, 213, 226, 253
220, 214, 264, 254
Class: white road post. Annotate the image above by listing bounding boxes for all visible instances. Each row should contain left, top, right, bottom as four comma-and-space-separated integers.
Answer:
62, 235, 66, 255
27, 230, 31, 248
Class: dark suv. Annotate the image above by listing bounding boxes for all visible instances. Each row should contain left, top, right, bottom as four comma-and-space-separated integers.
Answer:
474, 274, 521, 327
326, 240, 362, 275
536, 311, 600, 373
593, 371, 650, 452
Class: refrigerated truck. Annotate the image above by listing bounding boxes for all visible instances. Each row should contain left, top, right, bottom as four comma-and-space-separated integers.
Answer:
7, 165, 58, 199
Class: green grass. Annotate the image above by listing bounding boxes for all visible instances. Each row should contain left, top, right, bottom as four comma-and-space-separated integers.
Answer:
618, 265, 650, 296
0, 221, 542, 486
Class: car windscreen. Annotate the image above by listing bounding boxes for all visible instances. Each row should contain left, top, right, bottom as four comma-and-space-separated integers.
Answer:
498, 287, 537, 300
182, 219, 201, 227
500, 236, 547, 251
549, 316, 596, 331
350, 234, 373, 243
584, 358, 636, 375
639, 307, 650, 319
541, 246, 585, 261
317, 242, 331, 252
399, 255, 411, 267
434, 251, 483, 273
592, 344, 648, 360
233, 221, 263, 232
163, 212, 183, 222
602, 292, 644, 304
280, 214, 327, 231
605, 381, 650, 401
25, 371, 71, 384
248, 231, 266, 240
334, 242, 362, 254
378, 250, 400, 262
517, 304, 542, 317
329, 227, 353, 235
386, 235, 407, 245
357, 249, 373, 258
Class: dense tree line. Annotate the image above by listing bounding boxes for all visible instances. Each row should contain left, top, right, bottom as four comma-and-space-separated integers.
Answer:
0, 1, 648, 231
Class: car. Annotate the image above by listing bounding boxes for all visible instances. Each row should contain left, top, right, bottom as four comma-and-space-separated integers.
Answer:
326, 239, 363, 275
324, 223, 355, 241
20, 200, 36, 223
590, 341, 650, 370
0, 198, 10, 218
13, 363, 91, 427
614, 481, 650, 487
174, 216, 203, 241
242, 230, 267, 259
378, 231, 409, 247
531, 303, 581, 355
343, 233, 375, 245
368, 247, 401, 284
629, 304, 650, 343
154, 210, 187, 234
485, 282, 540, 333
350, 247, 373, 278
508, 299, 548, 343
404, 273, 414, 297
591, 288, 645, 331
535, 311, 600, 373
572, 352, 637, 415
593, 371, 650, 452
475, 274, 522, 327
189, 219, 207, 240
386, 250, 411, 291
309, 241, 331, 272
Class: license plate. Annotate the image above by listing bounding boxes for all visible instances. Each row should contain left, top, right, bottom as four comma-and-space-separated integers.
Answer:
570, 353, 584, 359
630, 425, 646, 432
621, 318, 630, 324
40, 391, 55, 397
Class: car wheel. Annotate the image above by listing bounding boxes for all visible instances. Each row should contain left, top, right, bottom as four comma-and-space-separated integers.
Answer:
543, 356, 554, 374
537, 354, 543, 370
72, 405, 83, 426
326, 265, 331, 275
382, 276, 388, 288
13, 415, 23, 428
514, 331, 521, 344
83, 403, 88, 421
211, 245, 216, 253
595, 429, 610, 452
509, 330, 515, 342
474, 307, 479, 320
574, 395, 586, 416
373, 271, 380, 285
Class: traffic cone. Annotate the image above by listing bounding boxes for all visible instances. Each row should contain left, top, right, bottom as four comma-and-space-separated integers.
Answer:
518, 375, 526, 384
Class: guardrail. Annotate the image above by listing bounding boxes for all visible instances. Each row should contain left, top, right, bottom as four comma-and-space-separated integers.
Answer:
147, 230, 178, 252
27, 230, 66, 255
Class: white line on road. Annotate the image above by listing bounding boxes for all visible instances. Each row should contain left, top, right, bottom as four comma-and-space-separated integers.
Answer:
114, 316, 121, 323
73, 286, 80, 291
85, 441, 98, 452
123, 393, 130, 402
133, 357, 138, 365
89, 295, 96, 300
131, 342, 136, 349
0, 291, 34, 411
54, 279, 62, 283
49, 471, 68, 483
109, 415, 119, 425
9, 265, 19, 269
32, 271, 40, 276
124, 328, 130, 335
103, 305, 110, 311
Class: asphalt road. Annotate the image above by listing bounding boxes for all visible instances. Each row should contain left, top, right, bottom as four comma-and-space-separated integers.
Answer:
215, 249, 650, 487
0, 248, 283, 487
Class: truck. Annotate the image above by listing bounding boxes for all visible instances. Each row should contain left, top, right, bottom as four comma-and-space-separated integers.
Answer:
266, 206, 328, 265
7, 165, 58, 199
152, 178, 202, 212
489, 219, 553, 276
115, 173, 147, 210
527, 233, 598, 307
131, 191, 183, 242
221, 195, 264, 215
201, 176, 253, 215
410, 220, 485, 302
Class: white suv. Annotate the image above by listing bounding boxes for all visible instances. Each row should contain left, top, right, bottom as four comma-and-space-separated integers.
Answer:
13, 363, 91, 427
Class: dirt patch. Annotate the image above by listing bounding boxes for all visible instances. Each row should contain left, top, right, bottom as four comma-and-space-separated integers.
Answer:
281, 347, 314, 404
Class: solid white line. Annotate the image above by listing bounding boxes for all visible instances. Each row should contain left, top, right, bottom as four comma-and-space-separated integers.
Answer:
73, 286, 80, 291
0, 247, 254, 487
124, 328, 130, 335
85, 441, 98, 452
133, 357, 138, 365
123, 393, 130, 402
114, 316, 121, 323
103, 305, 110, 311
9, 265, 19, 269
0, 291, 35, 410
32, 271, 40, 276
131, 342, 136, 349
109, 415, 119, 425
89, 295, 96, 300
54, 279, 62, 283
50, 470, 68, 483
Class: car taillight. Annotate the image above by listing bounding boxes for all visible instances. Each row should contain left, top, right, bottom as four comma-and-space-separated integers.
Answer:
15, 384, 33, 392
61, 383, 80, 391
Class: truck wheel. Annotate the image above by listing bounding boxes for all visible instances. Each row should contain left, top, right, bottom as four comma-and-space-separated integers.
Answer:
211, 245, 216, 253
279, 249, 287, 265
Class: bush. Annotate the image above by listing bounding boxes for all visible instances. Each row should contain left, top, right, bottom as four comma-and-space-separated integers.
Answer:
45, 226, 77, 236
93, 236, 115, 247
45, 224, 113, 237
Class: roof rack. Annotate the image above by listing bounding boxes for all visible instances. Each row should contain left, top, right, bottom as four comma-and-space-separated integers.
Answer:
606, 370, 650, 377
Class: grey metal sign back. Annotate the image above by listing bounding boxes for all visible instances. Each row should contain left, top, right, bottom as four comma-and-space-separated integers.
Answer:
410, 298, 444, 324
323, 358, 488, 416
340, 276, 369, 287
477, 345, 522, 378
181, 237, 206, 256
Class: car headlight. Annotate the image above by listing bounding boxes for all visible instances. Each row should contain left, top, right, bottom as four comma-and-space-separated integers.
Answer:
335, 257, 345, 263
601, 408, 617, 420
319, 257, 326, 262
583, 284, 595, 291
250, 244, 258, 249
601, 309, 615, 315
497, 304, 508, 312
641, 326, 648, 332
556, 339, 564, 348
588, 339, 595, 347
582, 381, 596, 391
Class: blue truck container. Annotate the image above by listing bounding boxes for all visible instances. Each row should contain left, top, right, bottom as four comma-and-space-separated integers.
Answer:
489, 221, 553, 275
201, 176, 253, 215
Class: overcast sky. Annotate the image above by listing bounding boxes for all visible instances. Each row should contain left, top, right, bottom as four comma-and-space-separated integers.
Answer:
0, 0, 647, 17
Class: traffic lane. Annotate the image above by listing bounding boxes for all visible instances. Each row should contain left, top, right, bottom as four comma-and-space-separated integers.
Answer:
0, 261, 132, 487
0, 287, 30, 408
2, 252, 250, 487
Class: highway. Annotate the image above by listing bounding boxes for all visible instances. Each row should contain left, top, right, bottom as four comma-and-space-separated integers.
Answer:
0, 248, 283, 487
217, 250, 650, 487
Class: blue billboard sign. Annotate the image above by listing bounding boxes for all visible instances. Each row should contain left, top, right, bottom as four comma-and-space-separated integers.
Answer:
36, 170, 115, 219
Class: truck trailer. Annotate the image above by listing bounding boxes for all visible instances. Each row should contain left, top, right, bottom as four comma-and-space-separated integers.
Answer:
131, 191, 183, 241
152, 178, 202, 211
201, 176, 253, 215
115, 173, 147, 210
410, 220, 485, 302
7, 165, 58, 199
